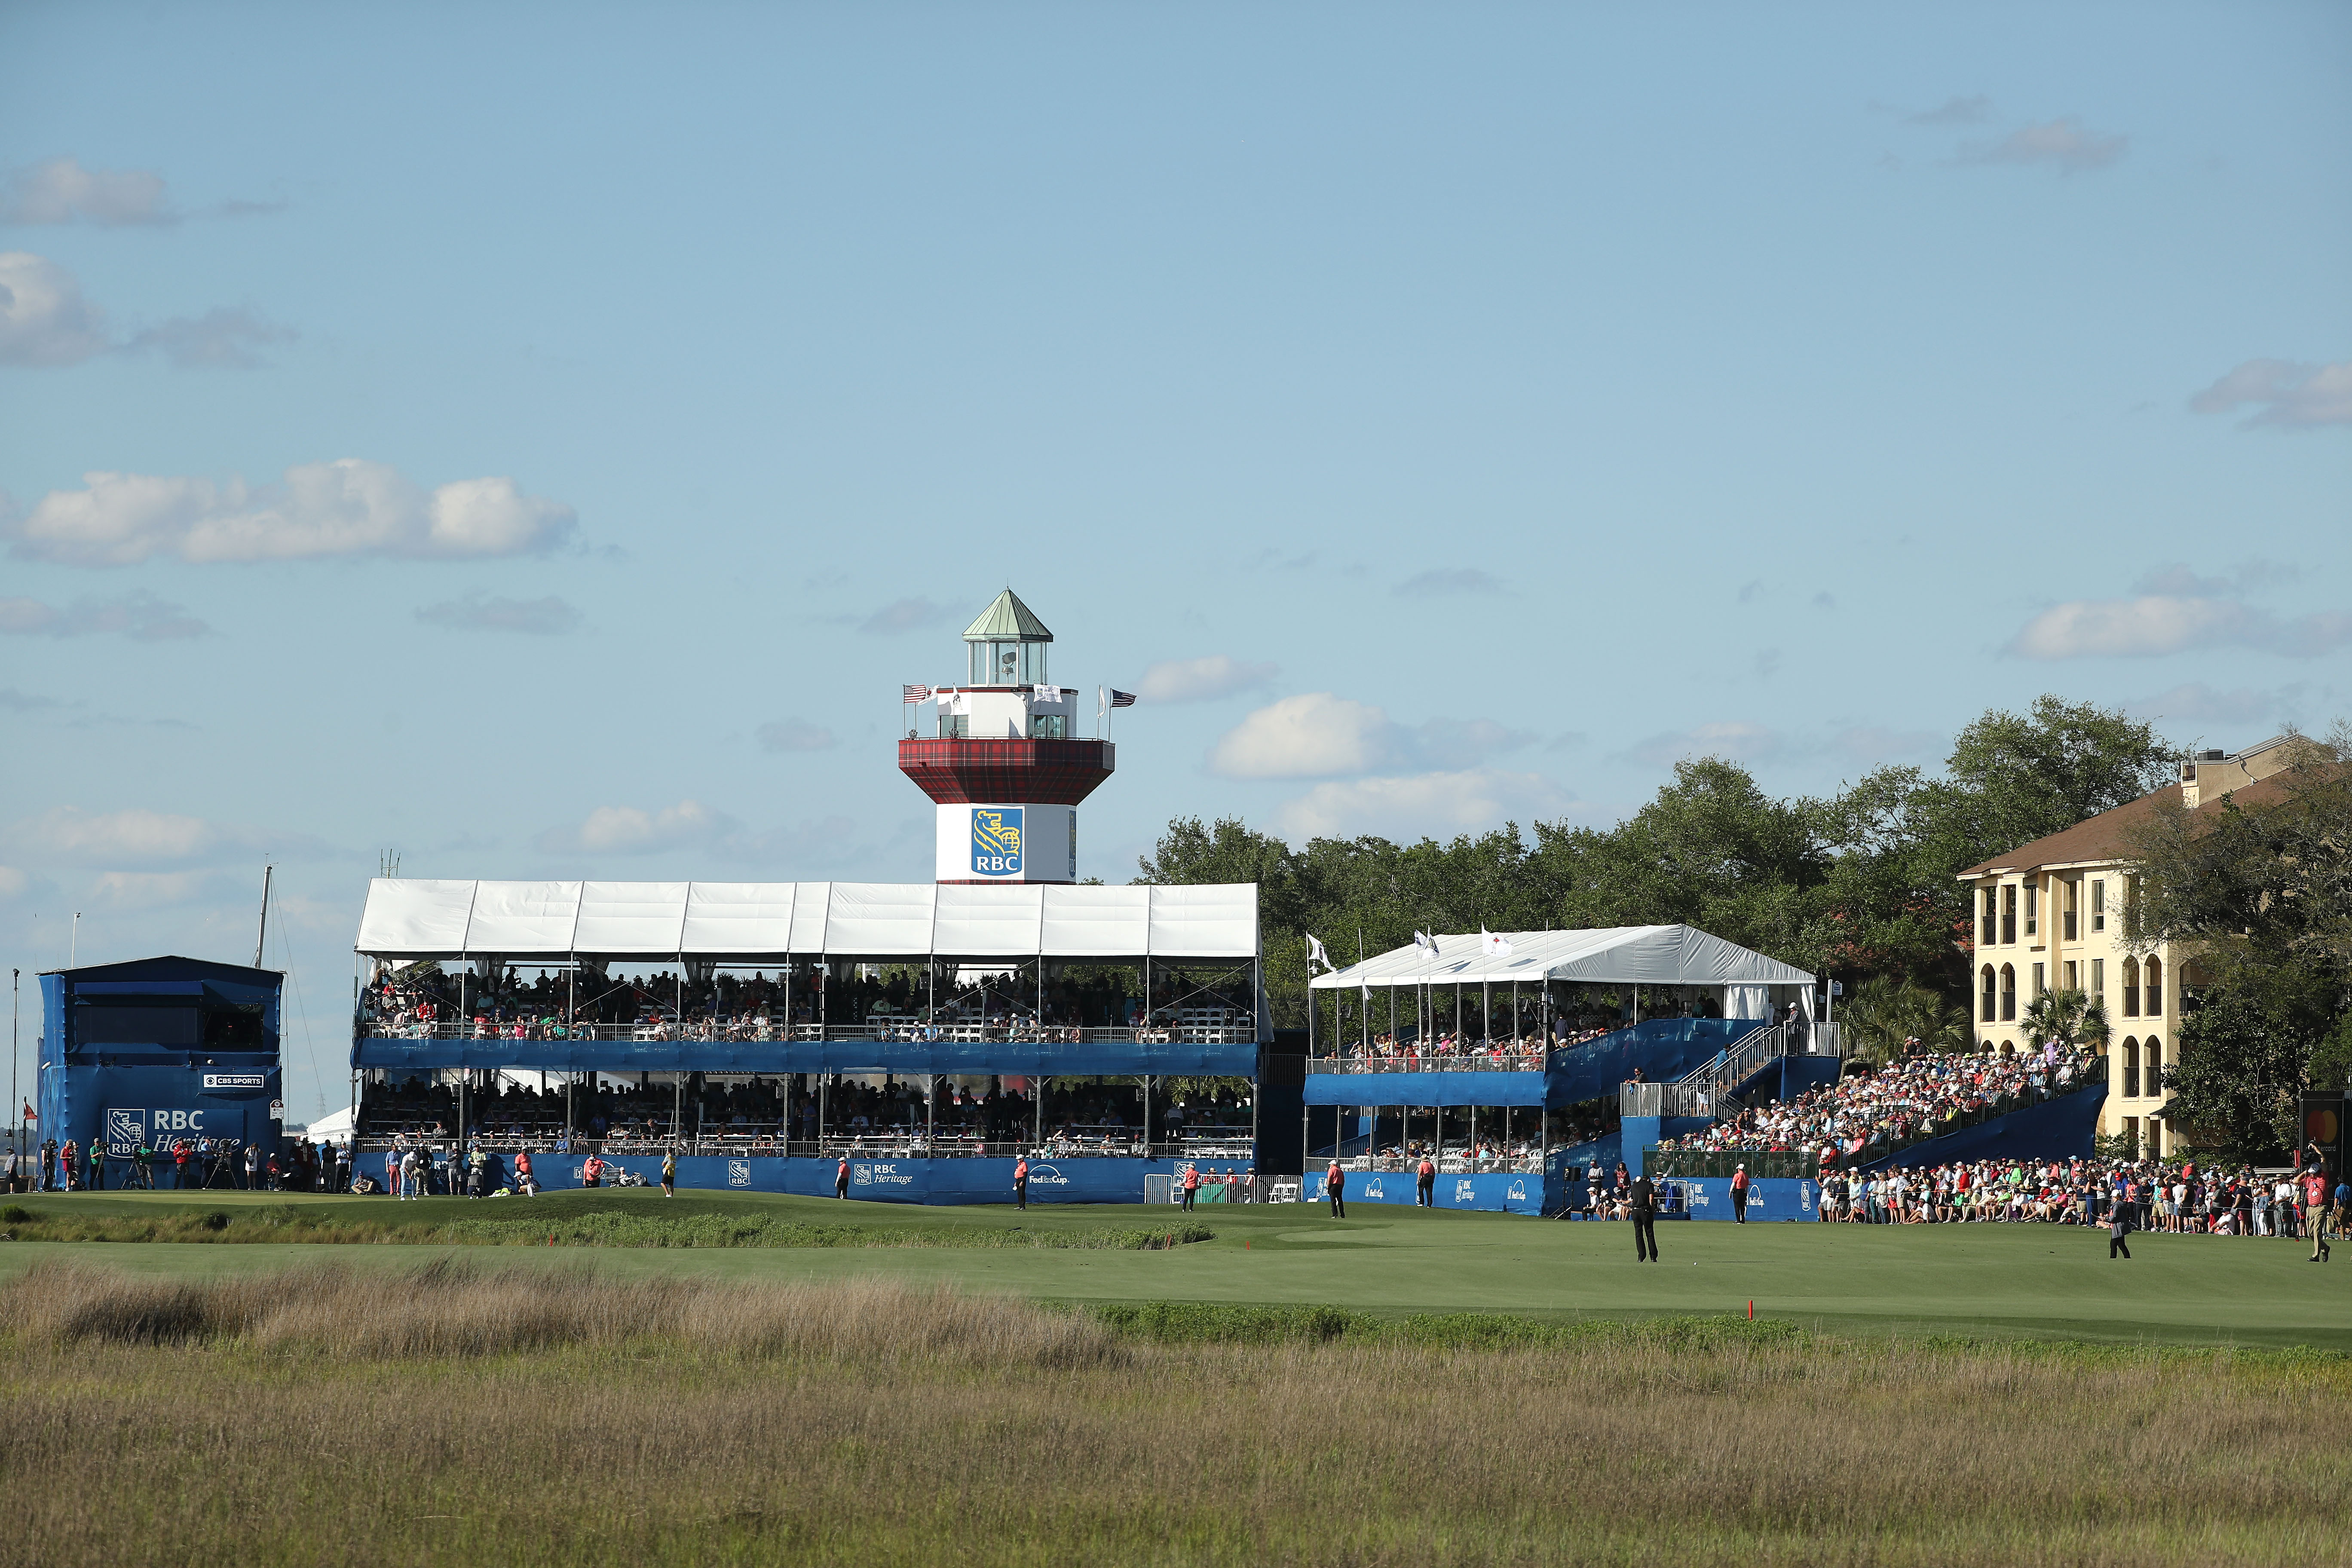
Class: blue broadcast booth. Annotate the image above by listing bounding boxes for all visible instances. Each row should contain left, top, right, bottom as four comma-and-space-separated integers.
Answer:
36, 956, 285, 1175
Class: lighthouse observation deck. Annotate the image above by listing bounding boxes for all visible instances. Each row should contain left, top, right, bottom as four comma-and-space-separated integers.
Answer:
897, 734, 1114, 805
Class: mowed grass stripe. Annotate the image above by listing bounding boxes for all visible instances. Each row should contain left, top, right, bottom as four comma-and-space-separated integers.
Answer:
3, 1189, 2342, 1347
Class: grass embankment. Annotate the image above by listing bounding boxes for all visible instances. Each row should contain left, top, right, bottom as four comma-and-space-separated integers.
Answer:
2, 1260, 2347, 1568
0, 1199, 1212, 1250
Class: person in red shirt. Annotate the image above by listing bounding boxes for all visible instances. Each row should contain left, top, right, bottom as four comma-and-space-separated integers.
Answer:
1731, 1164, 1751, 1224
1015, 1156, 1030, 1210
2305, 1168, 2333, 1262
1180, 1162, 1198, 1211
835, 1155, 850, 1199
1415, 1153, 1435, 1207
1326, 1159, 1346, 1219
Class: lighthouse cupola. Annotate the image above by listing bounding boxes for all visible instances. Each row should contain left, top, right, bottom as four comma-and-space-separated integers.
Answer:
964, 588, 1053, 687
899, 589, 1118, 884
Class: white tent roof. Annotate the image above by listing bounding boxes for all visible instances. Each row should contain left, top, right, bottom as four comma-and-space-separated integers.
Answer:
1307, 924, 1813, 990
355, 879, 1259, 961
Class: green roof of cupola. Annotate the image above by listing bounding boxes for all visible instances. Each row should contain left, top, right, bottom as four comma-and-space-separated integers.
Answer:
961, 588, 1054, 643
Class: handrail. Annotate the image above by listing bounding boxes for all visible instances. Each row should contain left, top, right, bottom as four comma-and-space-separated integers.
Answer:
350, 1133, 1256, 1161
1306, 1053, 1547, 1075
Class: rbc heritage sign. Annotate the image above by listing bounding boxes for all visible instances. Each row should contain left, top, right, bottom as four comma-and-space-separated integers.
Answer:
971, 807, 1023, 876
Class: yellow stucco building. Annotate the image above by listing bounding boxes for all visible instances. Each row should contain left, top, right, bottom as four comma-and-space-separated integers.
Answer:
1957, 736, 2300, 1155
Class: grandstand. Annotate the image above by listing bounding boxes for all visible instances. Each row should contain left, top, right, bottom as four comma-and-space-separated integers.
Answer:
349, 878, 1271, 1201
1304, 924, 1827, 1213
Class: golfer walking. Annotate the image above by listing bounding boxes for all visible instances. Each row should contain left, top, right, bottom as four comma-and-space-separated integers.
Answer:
1014, 1155, 1029, 1210
836, 1154, 851, 1199
2305, 1167, 2332, 1262
1326, 1158, 1346, 1218
1416, 1153, 1435, 1207
2108, 1195, 2133, 1259
1180, 1163, 1198, 1211
1731, 1163, 1749, 1223
1629, 1173, 1659, 1262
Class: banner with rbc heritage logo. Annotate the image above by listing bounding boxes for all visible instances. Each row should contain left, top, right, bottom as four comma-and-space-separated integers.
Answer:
971, 807, 1023, 876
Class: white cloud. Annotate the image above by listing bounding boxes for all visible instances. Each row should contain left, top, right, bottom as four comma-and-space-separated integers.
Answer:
1274, 769, 1575, 839
2190, 359, 2352, 429
124, 307, 295, 370
538, 800, 734, 855
1210, 694, 1400, 779
756, 718, 836, 753
1827, 726, 1942, 763
1, 157, 172, 226
1626, 721, 1785, 768
0, 251, 108, 365
1394, 568, 1503, 598
6, 459, 576, 565
0, 591, 210, 640
1135, 655, 1278, 704
87, 869, 221, 910
859, 597, 951, 635
414, 594, 580, 635
2006, 596, 2351, 659
12, 807, 223, 866
1209, 694, 1534, 779
2124, 682, 2277, 726
1960, 117, 2126, 173
0, 865, 27, 899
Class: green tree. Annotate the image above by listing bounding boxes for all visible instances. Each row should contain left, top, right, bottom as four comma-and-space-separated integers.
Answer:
1838, 976, 1971, 1065
2018, 987, 2111, 1054
2128, 727, 2352, 1158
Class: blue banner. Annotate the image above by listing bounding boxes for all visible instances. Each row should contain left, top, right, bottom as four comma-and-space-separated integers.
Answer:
1329, 1169, 1547, 1215
1302, 1069, 1547, 1108
482, 1153, 1192, 1206
1663, 1176, 1820, 1222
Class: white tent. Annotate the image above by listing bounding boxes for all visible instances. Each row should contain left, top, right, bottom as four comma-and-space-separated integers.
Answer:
299, 1106, 356, 1143
1308, 924, 1813, 1006
353, 879, 1259, 962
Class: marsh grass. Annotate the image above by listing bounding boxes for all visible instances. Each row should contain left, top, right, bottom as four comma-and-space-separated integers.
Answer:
2, 1260, 2347, 1568
0, 1204, 1215, 1250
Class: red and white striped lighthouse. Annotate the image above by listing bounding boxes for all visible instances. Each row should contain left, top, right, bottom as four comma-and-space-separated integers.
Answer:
898, 590, 1117, 884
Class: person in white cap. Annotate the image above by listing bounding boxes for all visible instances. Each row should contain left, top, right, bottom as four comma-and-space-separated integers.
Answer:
1731, 1162, 1750, 1224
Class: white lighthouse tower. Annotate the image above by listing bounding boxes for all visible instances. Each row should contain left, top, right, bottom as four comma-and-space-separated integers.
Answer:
897, 590, 1118, 884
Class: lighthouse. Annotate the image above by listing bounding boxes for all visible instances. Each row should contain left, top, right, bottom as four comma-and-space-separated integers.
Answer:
899, 589, 1117, 884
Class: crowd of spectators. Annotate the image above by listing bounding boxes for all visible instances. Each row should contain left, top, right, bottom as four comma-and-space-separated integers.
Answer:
19, 1132, 349, 1194
1658, 1042, 2094, 1164
359, 962, 1252, 1042
356, 1069, 1253, 1155
1814, 1157, 2347, 1238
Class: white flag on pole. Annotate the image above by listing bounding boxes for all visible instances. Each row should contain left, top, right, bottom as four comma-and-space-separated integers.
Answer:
1413, 930, 1438, 957
1306, 934, 1332, 974
1481, 927, 1513, 959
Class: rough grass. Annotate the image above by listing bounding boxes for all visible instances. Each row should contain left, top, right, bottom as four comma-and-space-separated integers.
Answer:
1, 1261, 2347, 1568
0, 1202, 1214, 1250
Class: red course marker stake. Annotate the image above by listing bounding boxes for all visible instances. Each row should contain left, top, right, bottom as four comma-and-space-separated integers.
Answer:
1747, 1299, 1754, 1320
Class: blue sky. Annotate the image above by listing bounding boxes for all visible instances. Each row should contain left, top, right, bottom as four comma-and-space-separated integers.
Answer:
3, 3, 2347, 1118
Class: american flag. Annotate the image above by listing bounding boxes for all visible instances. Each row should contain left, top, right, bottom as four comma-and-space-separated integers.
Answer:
1109, 689, 1137, 708
902, 684, 931, 703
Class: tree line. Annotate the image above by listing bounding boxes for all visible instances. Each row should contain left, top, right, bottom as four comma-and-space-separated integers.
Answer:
1135, 697, 2350, 1162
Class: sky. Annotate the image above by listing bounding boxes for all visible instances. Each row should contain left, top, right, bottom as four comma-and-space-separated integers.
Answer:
3, 2, 2348, 1121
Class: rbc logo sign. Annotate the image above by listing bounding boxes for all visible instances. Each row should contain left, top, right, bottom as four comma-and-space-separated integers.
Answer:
727, 1161, 750, 1188
971, 807, 1023, 877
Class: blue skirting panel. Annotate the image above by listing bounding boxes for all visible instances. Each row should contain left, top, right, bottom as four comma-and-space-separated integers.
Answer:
450, 1154, 1200, 1205
1322, 1169, 1550, 1215
1663, 1176, 1822, 1221
1861, 1084, 2107, 1171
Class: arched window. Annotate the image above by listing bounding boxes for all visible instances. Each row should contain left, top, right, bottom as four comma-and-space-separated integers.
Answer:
1981, 965, 1997, 1023
2144, 1035, 2161, 1093
2144, 956, 2162, 1017
1999, 964, 2017, 1022
2122, 1038, 2140, 1098
2122, 957, 2141, 1018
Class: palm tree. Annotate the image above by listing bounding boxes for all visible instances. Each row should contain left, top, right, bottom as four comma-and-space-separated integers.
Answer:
1838, 977, 1969, 1066
2019, 987, 2111, 1054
